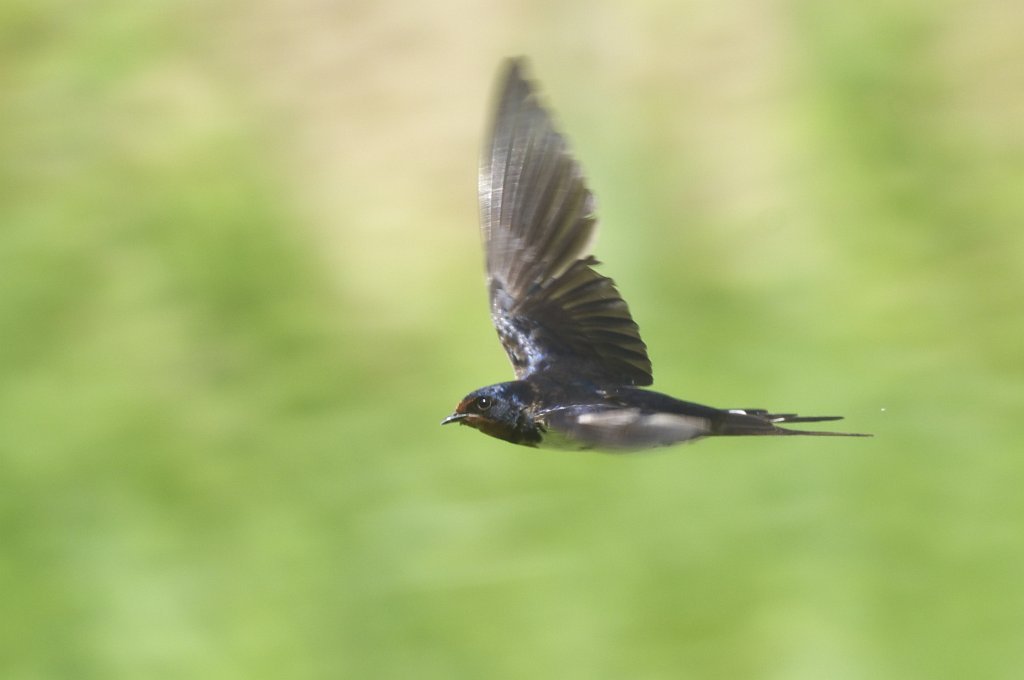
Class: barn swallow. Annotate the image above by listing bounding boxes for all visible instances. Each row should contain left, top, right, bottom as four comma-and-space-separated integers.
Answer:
442, 59, 869, 450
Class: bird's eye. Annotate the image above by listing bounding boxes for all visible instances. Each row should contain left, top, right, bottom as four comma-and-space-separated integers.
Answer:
474, 396, 492, 411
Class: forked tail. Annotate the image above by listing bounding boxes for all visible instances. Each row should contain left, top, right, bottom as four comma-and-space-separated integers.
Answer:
715, 408, 871, 437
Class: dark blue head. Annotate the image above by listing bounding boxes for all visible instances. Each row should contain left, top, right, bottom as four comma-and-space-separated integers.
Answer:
441, 381, 542, 446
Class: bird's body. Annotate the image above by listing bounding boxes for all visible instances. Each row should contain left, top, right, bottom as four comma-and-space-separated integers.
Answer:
445, 376, 861, 451
442, 59, 868, 451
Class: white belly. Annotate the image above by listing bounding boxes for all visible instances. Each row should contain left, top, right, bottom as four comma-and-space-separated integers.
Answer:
538, 406, 712, 452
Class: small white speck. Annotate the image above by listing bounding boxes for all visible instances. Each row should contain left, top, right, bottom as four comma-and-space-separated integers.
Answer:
728, 409, 747, 415
881, 407, 887, 412
577, 409, 640, 426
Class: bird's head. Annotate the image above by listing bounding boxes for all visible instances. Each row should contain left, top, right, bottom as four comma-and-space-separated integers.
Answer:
441, 381, 541, 446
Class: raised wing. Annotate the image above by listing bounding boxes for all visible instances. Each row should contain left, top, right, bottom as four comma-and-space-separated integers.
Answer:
479, 59, 653, 386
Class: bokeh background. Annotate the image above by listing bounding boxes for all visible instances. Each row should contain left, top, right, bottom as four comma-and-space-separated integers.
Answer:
3, 0, 1023, 678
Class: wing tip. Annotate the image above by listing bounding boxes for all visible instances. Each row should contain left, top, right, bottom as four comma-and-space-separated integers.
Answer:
497, 57, 532, 100
503, 56, 529, 77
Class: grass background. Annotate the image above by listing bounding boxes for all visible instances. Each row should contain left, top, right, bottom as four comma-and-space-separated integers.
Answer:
3, 0, 1023, 678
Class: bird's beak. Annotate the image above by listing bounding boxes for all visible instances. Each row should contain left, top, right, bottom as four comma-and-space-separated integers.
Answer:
441, 412, 467, 425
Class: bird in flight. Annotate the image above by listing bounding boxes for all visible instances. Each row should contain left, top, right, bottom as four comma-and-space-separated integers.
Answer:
442, 58, 869, 451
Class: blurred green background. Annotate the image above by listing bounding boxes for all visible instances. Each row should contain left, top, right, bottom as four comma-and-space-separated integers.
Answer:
3, 0, 1023, 678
